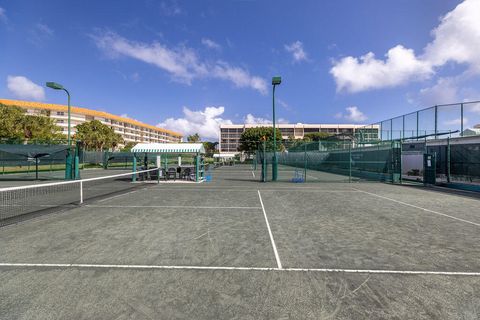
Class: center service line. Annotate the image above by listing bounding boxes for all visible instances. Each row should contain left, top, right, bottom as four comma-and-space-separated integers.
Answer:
257, 190, 283, 269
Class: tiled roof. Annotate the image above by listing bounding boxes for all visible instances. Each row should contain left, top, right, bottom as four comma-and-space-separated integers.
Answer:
0, 99, 182, 138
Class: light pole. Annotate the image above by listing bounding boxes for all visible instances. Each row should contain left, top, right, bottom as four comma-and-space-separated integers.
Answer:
271, 76, 281, 181
46, 82, 71, 145
46, 82, 76, 179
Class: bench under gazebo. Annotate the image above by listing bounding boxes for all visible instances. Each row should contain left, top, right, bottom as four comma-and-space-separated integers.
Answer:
131, 143, 206, 182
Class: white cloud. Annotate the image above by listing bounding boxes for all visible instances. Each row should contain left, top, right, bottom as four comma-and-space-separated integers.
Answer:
335, 106, 367, 123
330, 45, 433, 93
423, 0, 480, 72
330, 0, 480, 93
158, 106, 233, 140
277, 99, 292, 111
443, 118, 467, 126
212, 62, 267, 94
284, 41, 308, 63
417, 77, 459, 106
93, 31, 267, 94
411, 74, 480, 107
29, 23, 54, 46
0, 7, 7, 24
244, 114, 288, 124
201, 38, 221, 50
7, 76, 45, 101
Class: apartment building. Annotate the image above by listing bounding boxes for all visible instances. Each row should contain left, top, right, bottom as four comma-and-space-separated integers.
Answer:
219, 123, 378, 154
0, 99, 182, 144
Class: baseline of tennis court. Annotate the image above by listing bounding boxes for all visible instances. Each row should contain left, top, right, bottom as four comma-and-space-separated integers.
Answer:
0, 164, 479, 319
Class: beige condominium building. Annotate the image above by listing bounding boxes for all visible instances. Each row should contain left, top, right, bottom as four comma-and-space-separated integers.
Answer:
0, 99, 183, 145
219, 123, 378, 154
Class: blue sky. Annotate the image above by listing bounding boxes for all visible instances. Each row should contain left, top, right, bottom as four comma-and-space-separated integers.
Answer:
1, 0, 479, 139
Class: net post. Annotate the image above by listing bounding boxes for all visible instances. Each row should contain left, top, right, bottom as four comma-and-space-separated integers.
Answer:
157, 167, 160, 184
79, 180, 83, 204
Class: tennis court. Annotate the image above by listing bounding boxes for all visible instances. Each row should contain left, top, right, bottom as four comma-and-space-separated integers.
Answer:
1, 164, 479, 319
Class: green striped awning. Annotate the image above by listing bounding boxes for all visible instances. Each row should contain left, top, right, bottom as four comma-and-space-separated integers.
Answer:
131, 143, 205, 154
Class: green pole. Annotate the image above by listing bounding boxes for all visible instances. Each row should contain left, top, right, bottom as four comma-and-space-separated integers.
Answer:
262, 140, 267, 182
195, 154, 199, 182
460, 103, 464, 136
65, 149, 72, 180
348, 142, 352, 183
304, 142, 307, 182
447, 137, 451, 183
399, 141, 403, 184
272, 84, 278, 181
65, 89, 71, 146
74, 155, 80, 179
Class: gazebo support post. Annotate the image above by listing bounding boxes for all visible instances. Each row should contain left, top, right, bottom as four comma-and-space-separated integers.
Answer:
195, 153, 199, 182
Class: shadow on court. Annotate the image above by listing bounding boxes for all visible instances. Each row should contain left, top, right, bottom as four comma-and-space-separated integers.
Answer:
0, 164, 479, 319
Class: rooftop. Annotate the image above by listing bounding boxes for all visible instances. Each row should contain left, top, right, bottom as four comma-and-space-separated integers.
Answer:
0, 99, 182, 138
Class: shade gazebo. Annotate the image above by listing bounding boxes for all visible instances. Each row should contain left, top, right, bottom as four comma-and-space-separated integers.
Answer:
131, 143, 206, 182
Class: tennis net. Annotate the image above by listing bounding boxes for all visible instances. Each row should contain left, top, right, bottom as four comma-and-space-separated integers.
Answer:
0, 168, 159, 226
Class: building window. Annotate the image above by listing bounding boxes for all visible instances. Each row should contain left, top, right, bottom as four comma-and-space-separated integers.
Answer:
57, 111, 64, 116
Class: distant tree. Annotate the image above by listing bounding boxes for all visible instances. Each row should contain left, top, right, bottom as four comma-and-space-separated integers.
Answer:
304, 132, 332, 141
238, 127, 282, 155
74, 120, 124, 151
0, 104, 25, 140
202, 141, 218, 156
21, 115, 66, 142
0, 103, 65, 142
121, 141, 136, 152
187, 133, 201, 142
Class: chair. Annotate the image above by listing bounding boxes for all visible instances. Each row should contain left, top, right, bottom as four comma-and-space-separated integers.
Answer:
167, 167, 177, 181
149, 167, 159, 181
182, 167, 196, 181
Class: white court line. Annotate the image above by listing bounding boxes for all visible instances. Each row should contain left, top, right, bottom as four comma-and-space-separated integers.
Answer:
354, 189, 480, 227
86, 205, 261, 210
0, 263, 479, 276
258, 190, 282, 269
252, 171, 255, 178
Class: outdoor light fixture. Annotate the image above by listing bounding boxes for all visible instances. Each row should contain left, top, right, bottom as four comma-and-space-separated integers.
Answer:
271, 76, 282, 181
46, 81, 75, 180
46, 81, 71, 145
272, 76, 282, 85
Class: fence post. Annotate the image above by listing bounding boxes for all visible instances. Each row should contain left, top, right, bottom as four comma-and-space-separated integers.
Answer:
304, 143, 307, 183
460, 103, 464, 136
434, 105, 438, 139
416, 111, 419, 140
399, 141, 403, 184
348, 142, 352, 183
262, 141, 267, 182
447, 137, 451, 183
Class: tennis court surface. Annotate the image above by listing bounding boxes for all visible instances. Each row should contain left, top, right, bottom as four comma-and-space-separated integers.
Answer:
1, 164, 479, 319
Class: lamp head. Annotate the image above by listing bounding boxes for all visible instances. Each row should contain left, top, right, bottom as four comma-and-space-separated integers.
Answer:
46, 82, 64, 90
272, 76, 282, 85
